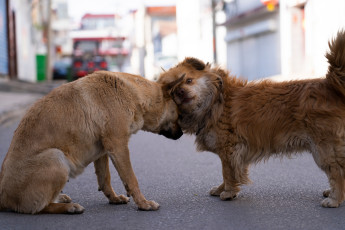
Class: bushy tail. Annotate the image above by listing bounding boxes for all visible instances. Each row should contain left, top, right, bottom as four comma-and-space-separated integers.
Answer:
326, 30, 345, 97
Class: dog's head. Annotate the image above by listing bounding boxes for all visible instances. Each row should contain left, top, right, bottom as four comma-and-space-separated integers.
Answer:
158, 57, 224, 115
156, 81, 184, 140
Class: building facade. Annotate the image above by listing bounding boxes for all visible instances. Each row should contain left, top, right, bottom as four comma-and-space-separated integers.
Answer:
1, 0, 53, 82
223, 0, 345, 81
223, 0, 281, 81
0, 0, 8, 76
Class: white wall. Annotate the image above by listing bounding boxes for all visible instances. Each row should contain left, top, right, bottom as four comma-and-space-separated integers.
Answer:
176, 0, 213, 62
11, 0, 37, 82
226, 12, 281, 80
131, 6, 146, 76
236, 0, 264, 15
304, 0, 345, 77
280, 0, 345, 78
216, 11, 227, 68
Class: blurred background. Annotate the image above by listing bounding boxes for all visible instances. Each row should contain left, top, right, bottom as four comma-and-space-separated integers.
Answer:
0, 0, 345, 83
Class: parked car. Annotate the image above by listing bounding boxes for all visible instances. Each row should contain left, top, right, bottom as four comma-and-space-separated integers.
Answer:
53, 57, 72, 80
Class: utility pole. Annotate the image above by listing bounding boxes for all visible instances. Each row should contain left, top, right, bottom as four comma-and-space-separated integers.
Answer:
212, 0, 217, 64
45, 0, 52, 81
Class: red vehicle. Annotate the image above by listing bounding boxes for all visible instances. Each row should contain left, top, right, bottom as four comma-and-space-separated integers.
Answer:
71, 37, 129, 80
70, 14, 129, 80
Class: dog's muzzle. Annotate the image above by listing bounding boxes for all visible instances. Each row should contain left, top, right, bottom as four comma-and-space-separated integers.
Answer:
159, 127, 183, 140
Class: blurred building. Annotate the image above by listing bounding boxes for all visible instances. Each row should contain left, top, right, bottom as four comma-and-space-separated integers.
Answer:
70, 13, 130, 74
3, 0, 47, 82
176, 0, 227, 68
281, 0, 345, 79
223, 0, 281, 80
223, 0, 345, 81
0, 0, 9, 77
131, 0, 227, 80
1, 0, 67, 82
177, 0, 215, 64
131, 5, 177, 80
52, 0, 73, 57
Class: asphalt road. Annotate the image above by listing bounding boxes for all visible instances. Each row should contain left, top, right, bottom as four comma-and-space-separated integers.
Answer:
0, 117, 345, 230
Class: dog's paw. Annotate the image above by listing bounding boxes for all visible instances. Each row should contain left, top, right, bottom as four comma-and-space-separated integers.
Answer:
138, 200, 160, 211
220, 191, 238, 201
67, 203, 85, 214
323, 189, 331, 197
57, 194, 72, 203
209, 186, 224, 196
109, 194, 130, 204
321, 198, 340, 208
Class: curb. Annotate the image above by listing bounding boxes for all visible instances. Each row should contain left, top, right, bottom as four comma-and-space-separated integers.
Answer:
0, 104, 32, 126
0, 79, 65, 95
0, 80, 65, 126
0, 94, 42, 126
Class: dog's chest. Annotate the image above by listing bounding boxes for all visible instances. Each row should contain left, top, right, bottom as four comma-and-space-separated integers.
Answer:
130, 115, 144, 134
197, 130, 218, 152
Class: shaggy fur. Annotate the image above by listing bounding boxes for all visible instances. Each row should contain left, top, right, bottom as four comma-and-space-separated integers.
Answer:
0, 71, 183, 214
158, 30, 345, 208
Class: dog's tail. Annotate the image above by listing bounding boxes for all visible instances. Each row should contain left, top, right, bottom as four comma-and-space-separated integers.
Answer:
326, 30, 345, 97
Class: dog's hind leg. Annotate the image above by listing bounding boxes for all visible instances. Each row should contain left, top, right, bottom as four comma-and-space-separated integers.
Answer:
34, 149, 84, 214
56, 194, 72, 203
323, 189, 331, 197
3, 148, 84, 214
321, 166, 345, 208
94, 155, 129, 204
314, 144, 345, 208
40, 202, 84, 214
27, 148, 85, 214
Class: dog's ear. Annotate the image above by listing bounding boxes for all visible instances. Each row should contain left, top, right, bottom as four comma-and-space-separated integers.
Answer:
207, 73, 224, 104
215, 76, 223, 92
161, 73, 186, 98
183, 57, 206, 70
211, 67, 228, 79
205, 62, 211, 70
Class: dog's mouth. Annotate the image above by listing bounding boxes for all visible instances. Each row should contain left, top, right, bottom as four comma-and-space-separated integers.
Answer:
174, 95, 195, 105
173, 87, 195, 105
181, 96, 194, 104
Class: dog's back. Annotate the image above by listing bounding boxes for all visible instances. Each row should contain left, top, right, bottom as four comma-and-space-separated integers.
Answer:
227, 31, 345, 160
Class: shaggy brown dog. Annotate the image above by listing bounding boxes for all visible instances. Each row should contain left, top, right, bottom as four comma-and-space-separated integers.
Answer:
158, 30, 345, 208
0, 71, 182, 214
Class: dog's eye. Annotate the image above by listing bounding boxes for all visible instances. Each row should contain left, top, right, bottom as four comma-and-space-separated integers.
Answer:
186, 78, 193, 84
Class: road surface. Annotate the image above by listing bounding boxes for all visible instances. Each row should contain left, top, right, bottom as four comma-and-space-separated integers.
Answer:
0, 117, 344, 230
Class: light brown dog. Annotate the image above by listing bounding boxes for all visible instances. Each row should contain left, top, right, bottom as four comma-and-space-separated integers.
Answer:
0, 71, 183, 214
158, 30, 345, 208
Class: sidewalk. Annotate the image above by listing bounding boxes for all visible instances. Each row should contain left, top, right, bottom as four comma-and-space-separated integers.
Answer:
0, 78, 65, 125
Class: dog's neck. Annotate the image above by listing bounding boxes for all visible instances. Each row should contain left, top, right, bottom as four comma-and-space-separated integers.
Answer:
192, 75, 245, 152
141, 88, 168, 131
179, 98, 224, 136
182, 75, 243, 134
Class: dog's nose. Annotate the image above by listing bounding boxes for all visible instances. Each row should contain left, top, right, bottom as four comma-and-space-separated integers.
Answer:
176, 88, 185, 98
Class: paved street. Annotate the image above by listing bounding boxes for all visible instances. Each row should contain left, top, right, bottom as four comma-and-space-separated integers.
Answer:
1, 115, 345, 230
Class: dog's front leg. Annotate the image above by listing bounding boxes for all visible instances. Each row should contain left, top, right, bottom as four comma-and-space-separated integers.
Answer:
218, 156, 242, 201
94, 155, 130, 204
105, 140, 159, 211
209, 182, 225, 196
